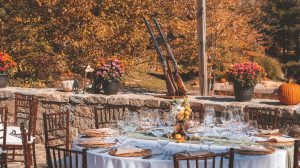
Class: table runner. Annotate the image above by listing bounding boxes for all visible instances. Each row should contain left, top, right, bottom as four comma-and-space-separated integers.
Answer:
132, 131, 294, 167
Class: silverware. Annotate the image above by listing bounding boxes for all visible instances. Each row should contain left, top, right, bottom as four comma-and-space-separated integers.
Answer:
142, 153, 162, 159
97, 145, 119, 154
97, 148, 110, 153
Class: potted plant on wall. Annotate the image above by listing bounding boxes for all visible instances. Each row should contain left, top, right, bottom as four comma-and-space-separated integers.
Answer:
0, 52, 16, 88
94, 57, 125, 95
227, 62, 265, 102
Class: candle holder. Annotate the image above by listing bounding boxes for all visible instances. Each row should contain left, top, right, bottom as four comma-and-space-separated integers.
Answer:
83, 64, 94, 93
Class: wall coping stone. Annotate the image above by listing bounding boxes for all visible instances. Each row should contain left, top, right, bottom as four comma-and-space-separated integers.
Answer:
0, 87, 299, 116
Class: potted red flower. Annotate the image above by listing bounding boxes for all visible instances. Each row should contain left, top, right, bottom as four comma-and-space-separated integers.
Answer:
227, 62, 265, 102
95, 57, 125, 95
0, 52, 16, 88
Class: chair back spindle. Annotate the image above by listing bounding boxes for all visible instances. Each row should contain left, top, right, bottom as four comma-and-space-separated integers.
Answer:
15, 93, 38, 140
94, 105, 127, 128
0, 107, 8, 168
43, 111, 71, 168
294, 140, 300, 168
173, 148, 235, 168
244, 106, 279, 129
21, 122, 30, 168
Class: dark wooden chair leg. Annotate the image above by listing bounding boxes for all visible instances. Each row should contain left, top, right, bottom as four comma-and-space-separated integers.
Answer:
32, 143, 37, 168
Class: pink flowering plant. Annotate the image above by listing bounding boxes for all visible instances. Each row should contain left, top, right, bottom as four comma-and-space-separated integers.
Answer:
227, 63, 265, 87
95, 57, 125, 82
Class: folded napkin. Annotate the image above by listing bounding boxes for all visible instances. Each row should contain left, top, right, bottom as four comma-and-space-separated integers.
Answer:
85, 128, 111, 133
115, 148, 144, 155
78, 140, 114, 145
84, 129, 114, 137
257, 129, 279, 135
238, 145, 269, 152
267, 136, 295, 142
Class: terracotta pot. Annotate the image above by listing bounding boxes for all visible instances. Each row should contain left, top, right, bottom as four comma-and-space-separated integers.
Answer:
233, 85, 255, 102
102, 80, 120, 95
0, 74, 8, 88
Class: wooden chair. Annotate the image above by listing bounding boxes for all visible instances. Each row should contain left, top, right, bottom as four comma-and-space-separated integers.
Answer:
43, 111, 88, 168
94, 105, 128, 128
294, 140, 300, 168
45, 146, 87, 168
173, 148, 235, 168
43, 111, 70, 167
191, 104, 205, 122
244, 106, 279, 129
21, 122, 31, 168
7, 93, 38, 167
0, 107, 8, 168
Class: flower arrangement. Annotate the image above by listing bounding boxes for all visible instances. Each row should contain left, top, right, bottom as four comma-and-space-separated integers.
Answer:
95, 57, 125, 82
171, 98, 192, 121
0, 52, 16, 74
171, 98, 193, 142
227, 62, 265, 87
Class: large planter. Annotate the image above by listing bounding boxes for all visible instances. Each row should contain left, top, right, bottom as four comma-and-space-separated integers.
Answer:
102, 80, 120, 95
233, 85, 255, 102
0, 74, 8, 88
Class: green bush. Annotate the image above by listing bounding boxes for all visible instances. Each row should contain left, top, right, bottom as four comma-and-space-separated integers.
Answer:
255, 56, 283, 80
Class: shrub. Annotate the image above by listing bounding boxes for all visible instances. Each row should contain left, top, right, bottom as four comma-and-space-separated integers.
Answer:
255, 56, 283, 80
286, 61, 300, 84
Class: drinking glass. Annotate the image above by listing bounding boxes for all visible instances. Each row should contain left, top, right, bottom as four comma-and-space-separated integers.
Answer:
214, 117, 223, 137
214, 117, 222, 127
247, 120, 258, 137
109, 120, 119, 141
140, 109, 152, 131
158, 127, 169, 150
117, 120, 129, 144
129, 112, 139, 139
221, 110, 232, 127
203, 106, 215, 127
202, 128, 215, 152
183, 120, 198, 149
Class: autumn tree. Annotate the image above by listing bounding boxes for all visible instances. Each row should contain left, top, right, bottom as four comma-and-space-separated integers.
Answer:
0, 0, 267, 86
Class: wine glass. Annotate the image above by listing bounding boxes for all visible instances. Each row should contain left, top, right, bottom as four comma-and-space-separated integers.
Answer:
202, 128, 215, 152
203, 106, 215, 127
129, 112, 139, 140
247, 120, 258, 138
214, 117, 222, 127
183, 120, 198, 150
214, 117, 223, 137
109, 120, 120, 140
158, 127, 169, 149
221, 110, 232, 126
140, 109, 152, 131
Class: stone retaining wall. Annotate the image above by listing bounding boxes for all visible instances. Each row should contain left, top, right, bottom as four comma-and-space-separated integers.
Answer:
0, 87, 299, 143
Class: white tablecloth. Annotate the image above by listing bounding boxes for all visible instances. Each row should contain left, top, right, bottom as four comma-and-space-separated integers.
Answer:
0, 126, 34, 145
73, 138, 289, 168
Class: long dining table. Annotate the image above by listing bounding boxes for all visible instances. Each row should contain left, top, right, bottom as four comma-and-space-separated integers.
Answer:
73, 132, 294, 168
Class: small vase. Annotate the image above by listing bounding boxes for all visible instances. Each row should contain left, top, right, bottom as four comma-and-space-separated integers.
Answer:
102, 80, 120, 95
233, 85, 255, 102
0, 74, 8, 88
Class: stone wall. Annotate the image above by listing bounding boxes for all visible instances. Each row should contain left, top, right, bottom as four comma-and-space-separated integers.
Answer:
0, 87, 299, 143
